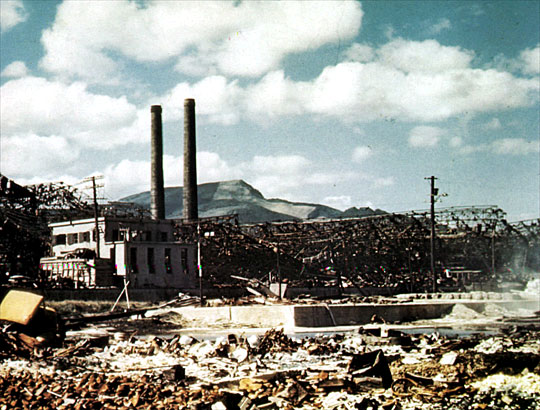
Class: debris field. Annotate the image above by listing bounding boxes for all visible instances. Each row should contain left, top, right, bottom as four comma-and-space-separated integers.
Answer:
1, 298, 539, 410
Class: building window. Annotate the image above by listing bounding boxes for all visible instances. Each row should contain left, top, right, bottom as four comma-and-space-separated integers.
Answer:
67, 233, 78, 245
112, 229, 126, 242
54, 234, 66, 245
160, 232, 168, 242
80, 231, 90, 243
130, 248, 138, 274
181, 248, 188, 274
142, 231, 152, 241
148, 248, 155, 274
164, 248, 172, 274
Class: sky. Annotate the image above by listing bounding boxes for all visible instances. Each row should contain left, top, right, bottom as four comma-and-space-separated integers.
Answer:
1, 0, 539, 222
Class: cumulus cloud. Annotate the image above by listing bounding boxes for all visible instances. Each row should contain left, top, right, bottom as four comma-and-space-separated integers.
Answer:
148, 39, 539, 125
0, 0, 27, 33
40, 1, 363, 81
232, 39, 537, 123
1, 76, 138, 148
426, 18, 451, 35
1, 61, 28, 78
1, 134, 79, 178
38, 2, 540, 125
322, 195, 353, 210
492, 44, 539, 76
376, 39, 473, 73
344, 44, 375, 63
491, 138, 539, 155
458, 138, 539, 156
373, 176, 395, 187
158, 76, 243, 125
408, 126, 446, 147
352, 146, 373, 162
99, 152, 364, 201
518, 45, 540, 75
482, 118, 502, 130
449, 136, 463, 148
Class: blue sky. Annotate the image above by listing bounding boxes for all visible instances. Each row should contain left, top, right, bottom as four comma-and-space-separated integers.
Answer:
1, 0, 538, 221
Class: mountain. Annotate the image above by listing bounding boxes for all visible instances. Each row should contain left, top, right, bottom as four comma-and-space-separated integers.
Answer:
120, 180, 384, 223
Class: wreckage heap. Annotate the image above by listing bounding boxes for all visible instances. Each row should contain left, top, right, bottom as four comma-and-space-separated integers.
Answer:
175, 207, 540, 292
2, 173, 539, 292
1, 296, 539, 409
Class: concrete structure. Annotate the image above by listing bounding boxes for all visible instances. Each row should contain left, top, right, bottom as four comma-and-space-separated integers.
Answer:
183, 98, 198, 222
150, 105, 165, 220
173, 298, 539, 329
40, 217, 197, 289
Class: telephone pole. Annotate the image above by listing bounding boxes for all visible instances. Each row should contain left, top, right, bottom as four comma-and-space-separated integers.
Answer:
82, 175, 104, 259
425, 176, 438, 293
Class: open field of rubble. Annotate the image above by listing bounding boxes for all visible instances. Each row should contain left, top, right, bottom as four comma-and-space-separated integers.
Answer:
1, 290, 539, 410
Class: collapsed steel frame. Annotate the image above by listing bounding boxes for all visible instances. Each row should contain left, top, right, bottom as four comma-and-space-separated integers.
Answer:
1, 175, 152, 279
175, 206, 539, 292
2, 173, 538, 292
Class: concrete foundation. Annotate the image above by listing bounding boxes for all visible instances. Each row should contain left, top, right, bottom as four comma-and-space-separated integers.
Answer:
174, 299, 539, 328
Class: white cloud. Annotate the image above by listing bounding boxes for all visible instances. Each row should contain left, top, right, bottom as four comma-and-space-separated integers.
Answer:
102, 152, 365, 202
458, 138, 539, 156
197, 152, 242, 182
344, 44, 375, 63
248, 155, 310, 177
322, 196, 352, 210
491, 138, 539, 155
377, 39, 473, 73
154, 38, 538, 126
492, 44, 540, 76
482, 118, 502, 130
159, 76, 243, 125
373, 177, 395, 188
518, 45, 540, 75
40, 1, 363, 81
427, 18, 451, 35
1, 76, 138, 148
408, 126, 446, 147
449, 136, 463, 148
1, 134, 79, 178
0, 0, 27, 33
104, 159, 151, 200
352, 146, 373, 162
1, 61, 28, 78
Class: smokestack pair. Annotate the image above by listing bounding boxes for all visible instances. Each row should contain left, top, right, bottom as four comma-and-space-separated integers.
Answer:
150, 99, 198, 222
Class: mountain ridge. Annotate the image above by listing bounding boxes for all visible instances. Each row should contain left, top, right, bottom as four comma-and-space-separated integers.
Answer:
120, 179, 385, 223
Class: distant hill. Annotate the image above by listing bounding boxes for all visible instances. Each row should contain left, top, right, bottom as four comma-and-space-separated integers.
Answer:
120, 179, 385, 223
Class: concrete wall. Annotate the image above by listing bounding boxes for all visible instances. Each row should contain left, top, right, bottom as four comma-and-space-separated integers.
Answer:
293, 303, 456, 327
174, 305, 295, 328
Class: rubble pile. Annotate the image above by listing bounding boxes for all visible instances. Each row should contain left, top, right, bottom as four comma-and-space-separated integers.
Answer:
1, 321, 539, 409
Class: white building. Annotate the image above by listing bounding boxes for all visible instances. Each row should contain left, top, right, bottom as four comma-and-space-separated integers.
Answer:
40, 217, 198, 289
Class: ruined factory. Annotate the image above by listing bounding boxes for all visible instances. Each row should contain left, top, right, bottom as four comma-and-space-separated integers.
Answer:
1, 98, 539, 295
1, 99, 540, 410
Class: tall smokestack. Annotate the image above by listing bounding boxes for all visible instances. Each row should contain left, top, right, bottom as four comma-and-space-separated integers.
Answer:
183, 98, 198, 221
150, 105, 165, 220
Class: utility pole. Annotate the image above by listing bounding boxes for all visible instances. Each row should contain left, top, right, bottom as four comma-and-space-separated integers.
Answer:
82, 175, 104, 259
277, 241, 282, 300
425, 176, 438, 293
197, 223, 203, 306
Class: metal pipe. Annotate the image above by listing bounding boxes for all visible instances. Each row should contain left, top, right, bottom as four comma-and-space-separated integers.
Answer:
183, 98, 198, 221
151, 105, 165, 220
